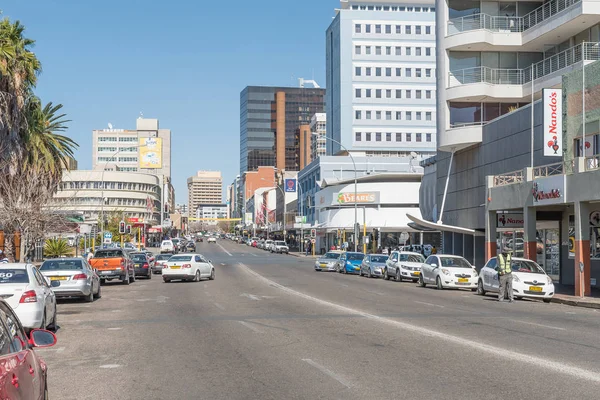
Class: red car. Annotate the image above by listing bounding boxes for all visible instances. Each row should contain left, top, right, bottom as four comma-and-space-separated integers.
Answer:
0, 300, 57, 399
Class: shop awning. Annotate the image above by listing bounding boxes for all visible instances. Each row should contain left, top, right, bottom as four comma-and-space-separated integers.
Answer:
406, 214, 484, 236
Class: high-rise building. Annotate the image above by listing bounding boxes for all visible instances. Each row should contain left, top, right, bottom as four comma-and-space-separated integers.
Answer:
326, 0, 437, 157
187, 171, 223, 216
239, 86, 326, 175
310, 113, 327, 161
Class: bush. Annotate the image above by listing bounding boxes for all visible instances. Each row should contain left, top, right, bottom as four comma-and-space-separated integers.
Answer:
44, 238, 70, 258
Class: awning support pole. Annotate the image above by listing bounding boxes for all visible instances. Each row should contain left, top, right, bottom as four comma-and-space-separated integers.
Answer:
438, 149, 455, 224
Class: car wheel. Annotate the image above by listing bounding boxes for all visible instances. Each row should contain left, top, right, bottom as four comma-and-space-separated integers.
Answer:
47, 309, 58, 332
209, 269, 215, 280
412, 279, 418, 283
477, 279, 486, 296
95, 284, 102, 299
383, 269, 390, 280
368, 269, 372, 278
194, 270, 201, 282
85, 289, 94, 303
419, 274, 426, 287
543, 298, 552, 303
436, 276, 443, 290
163, 278, 170, 283
395, 269, 402, 282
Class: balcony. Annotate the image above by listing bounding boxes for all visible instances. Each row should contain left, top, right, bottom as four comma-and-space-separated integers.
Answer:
445, 0, 600, 51
447, 42, 600, 101
438, 123, 483, 152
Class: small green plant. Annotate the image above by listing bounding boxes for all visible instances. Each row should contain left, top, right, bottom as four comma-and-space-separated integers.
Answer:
44, 238, 71, 258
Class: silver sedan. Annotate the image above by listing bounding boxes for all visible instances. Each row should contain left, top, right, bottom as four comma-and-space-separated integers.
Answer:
359, 254, 389, 278
39, 258, 101, 302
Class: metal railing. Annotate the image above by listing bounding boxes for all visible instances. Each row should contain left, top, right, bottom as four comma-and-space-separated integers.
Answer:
494, 170, 524, 186
448, 0, 581, 35
586, 155, 600, 171
533, 162, 564, 178
449, 42, 600, 87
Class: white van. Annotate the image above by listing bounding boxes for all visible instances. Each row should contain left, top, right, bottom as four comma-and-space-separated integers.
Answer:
160, 240, 176, 254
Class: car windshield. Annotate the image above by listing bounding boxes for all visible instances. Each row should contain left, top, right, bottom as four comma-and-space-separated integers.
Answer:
162, 241, 173, 246
0, 269, 29, 284
399, 254, 425, 263
94, 250, 124, 258
40, 260, 83, 270
323, 253, 341, 259
275, 241, 286, 246
511, 260, 545, 273
440, 257, 472, 268
169, 256, 192, 262
131, 254, 147, 262
370, 255, 389, 263
347, 253, 365, 261
172, 239, 180, 244
155, 255, 172, 261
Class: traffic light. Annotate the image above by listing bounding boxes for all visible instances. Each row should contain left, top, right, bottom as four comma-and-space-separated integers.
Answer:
119, 221, 125, 234
374, 228, 380, 241
125, 225, 131, 235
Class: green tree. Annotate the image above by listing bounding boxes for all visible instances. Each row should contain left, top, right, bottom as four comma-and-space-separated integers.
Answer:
44, 238, 71, 258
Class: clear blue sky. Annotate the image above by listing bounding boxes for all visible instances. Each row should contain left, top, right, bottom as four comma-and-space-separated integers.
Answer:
2, 0, 335, 203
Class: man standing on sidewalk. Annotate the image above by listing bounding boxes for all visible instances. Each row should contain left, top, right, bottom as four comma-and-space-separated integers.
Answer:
497, 250, 514, 302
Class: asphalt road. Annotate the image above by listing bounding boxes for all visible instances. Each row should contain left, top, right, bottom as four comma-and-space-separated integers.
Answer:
40, 240, 600, 399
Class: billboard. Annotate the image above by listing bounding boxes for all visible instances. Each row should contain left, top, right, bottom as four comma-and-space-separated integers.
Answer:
284, 179, 297, 192
139, 137, 162, 168
543, 88, 562, 157
337, 192, 380, 204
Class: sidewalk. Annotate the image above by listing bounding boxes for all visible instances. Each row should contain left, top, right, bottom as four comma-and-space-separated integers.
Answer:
550, 283, 600, 309
288, 252, 319, 259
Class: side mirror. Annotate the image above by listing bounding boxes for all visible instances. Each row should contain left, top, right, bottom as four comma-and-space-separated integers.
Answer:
50, 280, 61, 288
494, 266, 499, 271
28, 329, 57, 348
431, 263, 438, 268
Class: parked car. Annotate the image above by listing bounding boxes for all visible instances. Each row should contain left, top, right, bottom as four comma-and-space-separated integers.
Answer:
314, 251, 343, 271
129, 252, 153, 279
0, 264, 58, 331
207, 237, 217, 244
477, 257, 554, 302
360, 254, 389, 278
89, 248, 136, 285
185, 241, 196, 252
384, 251, 426, 282
264, 240, 273, 251
336, 252, 366, 274
153, 254, 172, 274
160, 240, 176, 254
39, 258, 101, 302
0, 300, 58, 399
419, 255, 478, 290
162, 254, 215, 283
271, 241, 289, 254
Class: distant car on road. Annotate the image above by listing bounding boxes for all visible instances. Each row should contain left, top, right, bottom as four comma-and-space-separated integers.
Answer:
40, 258, 101, 302
160, 240, 176, 254
153, 254, 172, 274
419, 255, 478, 291
0, 263, 58, 331
336, 252, 365, 274
360, 254, 389, 278
89, 248, 136, 285
186, 241, 196, 251
162, 254, 215, 283
264, 240, 273, 251
129, 252, 153, 279
207, 237, 217, 244
477, 256, 554, 302
314, 251, 343, 272
271, 241, 289, 254
384, 251, 426, 282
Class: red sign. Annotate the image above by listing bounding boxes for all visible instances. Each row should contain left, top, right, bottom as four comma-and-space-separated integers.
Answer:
128, 218, 139, 223
148, 228, 162, 233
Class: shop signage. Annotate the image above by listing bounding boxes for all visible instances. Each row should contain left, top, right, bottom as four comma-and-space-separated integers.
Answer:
496, 213, 524, 228
337, 192, 380, 204
284, 179, 297, 193
542, 88, 563, 157
532, 175, 565, 205
128, 217, 139, 223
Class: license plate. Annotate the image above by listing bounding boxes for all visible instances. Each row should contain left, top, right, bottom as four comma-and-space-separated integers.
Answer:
413, 271, 420, 276
170, 266, 181, 269
529, 286, 542, 292
320, 263, 327, 267
50, 276, 67, 281
354, 267, 360, 270
458, 278, 468, 283
101, 271, 113, 275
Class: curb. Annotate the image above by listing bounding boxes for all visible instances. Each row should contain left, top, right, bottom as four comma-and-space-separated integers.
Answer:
288, 253, 318, 259
551, 296, 600, 309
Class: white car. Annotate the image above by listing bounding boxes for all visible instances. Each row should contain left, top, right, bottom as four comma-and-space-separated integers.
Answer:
477, 257, 554, 302
0, 264, 58, 331
384, 251, 426, 282
419, 254, 478, 290
162, 254, 215, 282
160, 240, 176, 253
207, 237, 217, 244
39, 257, 101, 302
264, 240, 274, 251
271, 241, 289, 254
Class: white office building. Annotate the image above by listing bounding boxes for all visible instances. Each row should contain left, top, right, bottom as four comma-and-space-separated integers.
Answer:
310, 113, 327, 160
326, 0, 437, 157
437, 0, 600, 152
195, 204, 228, 226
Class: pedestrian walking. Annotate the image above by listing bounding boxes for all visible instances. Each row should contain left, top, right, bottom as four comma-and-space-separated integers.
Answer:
497, 250, 514, 302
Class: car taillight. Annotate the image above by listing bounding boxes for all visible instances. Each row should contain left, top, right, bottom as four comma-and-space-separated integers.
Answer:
182, 264, 191, 269
19, 290, 37, 303
120, 258, 125, 266
73, 274, 87, 280
143, 263, 149, 269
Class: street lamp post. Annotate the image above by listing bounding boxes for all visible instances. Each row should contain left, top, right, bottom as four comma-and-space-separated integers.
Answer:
313, 133, 358, 252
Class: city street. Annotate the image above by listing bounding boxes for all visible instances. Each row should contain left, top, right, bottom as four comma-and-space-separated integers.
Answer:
42, 240, 600, 399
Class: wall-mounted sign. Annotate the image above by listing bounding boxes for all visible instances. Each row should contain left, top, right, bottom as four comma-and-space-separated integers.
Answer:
543, 88, 562, 157
284, 179, 297, 193
532, 175, 565, 205
337, 192, 380, 204
590, 211, 600, 227
139, 138, 163, 168
496, 213, 524, 228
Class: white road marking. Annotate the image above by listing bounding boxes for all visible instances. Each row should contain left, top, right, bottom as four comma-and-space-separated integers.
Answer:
302, 359, 352, 388
364, 289, 384, 296
111, 309, 122, 313
99, 364, 121, 369
240, 293, 261, 301
414, 301, 445, 308
340, 284, 349, 288
214, 303, 226, 311
250, 253, 258, 257
156, 296, 169, 303
239, 262, 600, 384
220, 263, 226, 266
566, 311, 577, 314
217, 244, 232, 256
107, 327, 122, 331
512, 320, 566, 331
239, 321, 261, 333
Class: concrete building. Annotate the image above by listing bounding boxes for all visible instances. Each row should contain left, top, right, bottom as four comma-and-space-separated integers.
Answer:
195, 204, 228, 226
310, 113, 327, 161
229, 175, 242, 220
187, 171, 223, 218
239, 85, 326, 175
326, 0, 437, 157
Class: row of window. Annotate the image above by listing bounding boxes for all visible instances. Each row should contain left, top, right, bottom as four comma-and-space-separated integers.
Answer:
355, 88, 434, 100
118, 157, 138, 162
355, 132, 433, 143
355, 66, 435, 78
97, 147, 137, 153
56, 197, 156, 208
61, 181, 159, 193
97, 137, 138, 143
355, 24, 433, 35
351, 5, 435, 12
355, 110, 434, 121
355, 45, 433, 57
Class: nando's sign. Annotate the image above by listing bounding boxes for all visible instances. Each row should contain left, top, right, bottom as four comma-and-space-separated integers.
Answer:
532, 176, 565, 205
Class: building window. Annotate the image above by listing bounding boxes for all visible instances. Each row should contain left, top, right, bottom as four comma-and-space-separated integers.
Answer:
416, 68, 422, 77
426, 26, 431, 34
406, 47, 412, 56
406, 112, 412, 120
376, 89, 382, 98
366, 111, 372, 119
355, 132, 362, 141
386, 111, 392, 120
376, 67, 381, 76
365, 24, 371, 33
426, 68, 432, 77
366, 46, 371, 55
386, 67, 391, 77
366, 89, 372, 98
395, 68, 401, 77
356, 88, 361, 98
376, 111, 382, 119
416, 133, 422, 142
415, 7, 421, 12
416, 90, 422, 99
386, 46, 391, 55
375, 24, 381, 33
396, 25, 401, 34
426, 48, 431, 56
416, 47, 422, 56
355, 24, 361, 33
406, 68, 412, 77
396, 133, 402, 141
385, 25, 391, 34
366, 67, 371, 76
355, 110, 362, 119
426, 112, 432, 120
406, 133, 412, 142
386, 89, 392, 98
395, 46, 401, 55
416, 112, 422, 120
406, 90, 412, 99
355, 45, 361, 55
376, 46, 382, 55
406, 25, 411, 34
426, 133, 432, 142
426, 90, 432, 99
366, 132, 372, 141
396, 111, 402, 120
355, 67, 361, 76
395, 89, 402, 98
416, 26, 422, 35
376, 132, 382, 141
386, 132, 392, 141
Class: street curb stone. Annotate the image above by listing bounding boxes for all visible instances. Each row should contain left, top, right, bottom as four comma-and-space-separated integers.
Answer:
551, 297, 600, 309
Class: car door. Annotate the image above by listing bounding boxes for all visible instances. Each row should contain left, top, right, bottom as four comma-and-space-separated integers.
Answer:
195, 255, 208, 277
84, 260, 99, 294
30, 268, 50, 327
482, 259, 496, 290
422, 256, 437, 283
388, 252, 399, 277
37, 268, 56, 323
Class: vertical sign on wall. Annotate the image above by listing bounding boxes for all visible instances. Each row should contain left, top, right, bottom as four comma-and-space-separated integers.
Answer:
543, 88, 562, 157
